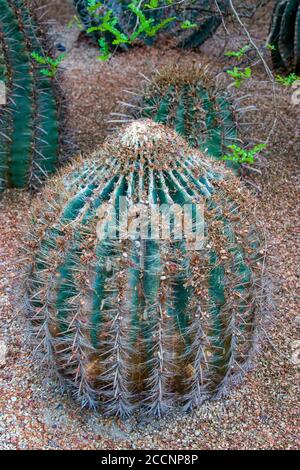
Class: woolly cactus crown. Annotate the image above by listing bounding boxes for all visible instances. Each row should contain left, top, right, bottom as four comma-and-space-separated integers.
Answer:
26, 120, 266, 418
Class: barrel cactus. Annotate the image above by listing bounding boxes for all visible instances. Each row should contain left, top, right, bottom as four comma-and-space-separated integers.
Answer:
0, 0, 63, 191
113, 65, 238, 165
26, 120, 266, 418
268, 0, 300, 73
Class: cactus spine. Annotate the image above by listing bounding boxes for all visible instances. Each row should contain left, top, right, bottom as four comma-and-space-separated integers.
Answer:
26, 120, 265, 417
268, 0, 300, 73
0, 0, 61, 191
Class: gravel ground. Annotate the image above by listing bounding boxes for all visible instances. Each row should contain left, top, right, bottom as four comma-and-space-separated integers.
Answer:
0, 2, 299, 450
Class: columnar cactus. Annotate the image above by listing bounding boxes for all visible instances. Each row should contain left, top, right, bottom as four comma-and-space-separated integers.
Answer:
0, 0, 62, 191
113, 65, 238, 163
26, 120, 266, 417
268, 0, 300, 73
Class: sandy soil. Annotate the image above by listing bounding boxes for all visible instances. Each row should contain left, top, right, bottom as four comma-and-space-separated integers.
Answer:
0, 1, 299, 450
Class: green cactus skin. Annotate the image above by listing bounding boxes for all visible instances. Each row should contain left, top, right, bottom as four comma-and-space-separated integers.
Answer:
0, 0, 60, 191
26, 120, 266, 418
269, 0, 300, 73
112, 66, 239, 169
73, 0, 224, 50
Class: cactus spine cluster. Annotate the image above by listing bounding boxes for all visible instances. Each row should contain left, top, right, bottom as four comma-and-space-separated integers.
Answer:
26, 120, 265, 417
268, 0, 300, 73
114, 65, 238, 165
0, 0, 61, 191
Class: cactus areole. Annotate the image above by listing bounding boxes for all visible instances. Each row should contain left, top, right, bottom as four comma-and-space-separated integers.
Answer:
26, 120, 265, 418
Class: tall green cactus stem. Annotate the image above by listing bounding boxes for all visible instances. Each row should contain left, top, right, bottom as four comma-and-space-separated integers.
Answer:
268, 0, 300, 73
0, 0, 61, 191
26, 120, 266, 417
113, 66, 238, 167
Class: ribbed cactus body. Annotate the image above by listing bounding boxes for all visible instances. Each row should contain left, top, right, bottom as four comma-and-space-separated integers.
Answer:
269, 0, 300, 72
115, 66, 238, 167
26, 120, 265, 417
0, 0, 60, 191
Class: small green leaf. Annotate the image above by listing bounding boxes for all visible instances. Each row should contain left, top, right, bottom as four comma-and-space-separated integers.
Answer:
224, 45, 250, 59
227, 66, 252, 88
181, 20, 198, 30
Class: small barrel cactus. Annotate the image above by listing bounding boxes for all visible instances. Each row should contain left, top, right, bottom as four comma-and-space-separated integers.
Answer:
113, 65, 238, 163
26, 120, 265, 418
268, 0, 300, 73
0, 0, 64, 191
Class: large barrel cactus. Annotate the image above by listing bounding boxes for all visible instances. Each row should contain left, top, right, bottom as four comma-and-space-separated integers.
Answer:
268, 0, 300, 73
113, 65, 238, 163
0, 0, 62, 191
26, 120, 265, 418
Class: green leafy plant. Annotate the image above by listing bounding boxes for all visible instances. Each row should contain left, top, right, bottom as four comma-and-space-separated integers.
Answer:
222, 143, 266, 165
73, 0, 228, 56
87, 10, 129, 46
127, 2, 176, 38
87, 0, 103, 12
145, 0, 172, 8
86, 1, 176, 52
226, 66, 252, 88
181, 20, 198, 30
26, 120, 266, 417
275, 72, 300, 86
224, 44, 250, 59
97, 37, 111, 60
31, 51, 66, 77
